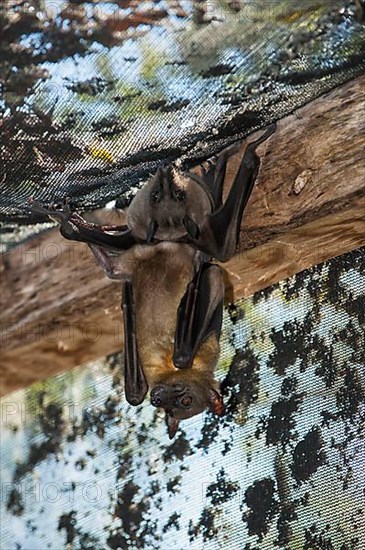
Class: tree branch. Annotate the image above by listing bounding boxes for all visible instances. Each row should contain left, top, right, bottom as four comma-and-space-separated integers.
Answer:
1, 75, 364, 395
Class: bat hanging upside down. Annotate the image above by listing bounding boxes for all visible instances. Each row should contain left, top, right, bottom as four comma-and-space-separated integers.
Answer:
30, 123, 275, 438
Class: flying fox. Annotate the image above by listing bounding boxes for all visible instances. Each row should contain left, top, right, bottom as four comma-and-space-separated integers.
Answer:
30, 124, 275, 438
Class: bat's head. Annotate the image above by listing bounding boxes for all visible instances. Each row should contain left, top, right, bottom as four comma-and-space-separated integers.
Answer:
150, 373, 224, 439
126, 165, 213, 242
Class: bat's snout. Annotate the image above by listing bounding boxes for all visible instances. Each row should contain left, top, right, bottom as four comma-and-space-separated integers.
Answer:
150, 386, 166, 407
151, 395, 162, 407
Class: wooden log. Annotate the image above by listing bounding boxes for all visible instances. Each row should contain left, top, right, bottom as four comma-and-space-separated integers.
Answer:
1, 75, 364, 396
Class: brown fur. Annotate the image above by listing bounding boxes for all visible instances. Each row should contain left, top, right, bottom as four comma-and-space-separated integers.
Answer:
131, 242, 220, 392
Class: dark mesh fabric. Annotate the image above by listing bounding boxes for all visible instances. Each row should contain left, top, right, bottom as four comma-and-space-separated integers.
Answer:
1, 0, 364, 226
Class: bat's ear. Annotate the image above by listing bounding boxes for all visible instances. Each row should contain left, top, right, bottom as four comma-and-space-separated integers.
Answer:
208, 390, 225, 416
166, 413, 180, 439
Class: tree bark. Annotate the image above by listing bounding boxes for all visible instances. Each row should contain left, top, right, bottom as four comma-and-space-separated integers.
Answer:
1, 75, 364, 396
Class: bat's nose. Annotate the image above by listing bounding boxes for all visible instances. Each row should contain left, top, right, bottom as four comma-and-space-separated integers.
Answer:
150, 386, 165, 406
151, 395, 162, 407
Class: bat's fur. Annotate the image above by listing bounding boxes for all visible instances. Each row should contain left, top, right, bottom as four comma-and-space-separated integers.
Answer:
132, 242, 222, 421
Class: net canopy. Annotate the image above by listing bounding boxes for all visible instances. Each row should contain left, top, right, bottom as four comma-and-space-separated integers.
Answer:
1, 0, 365, 229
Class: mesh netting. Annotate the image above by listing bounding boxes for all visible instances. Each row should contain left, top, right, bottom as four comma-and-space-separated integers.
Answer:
1, 0, 365, 227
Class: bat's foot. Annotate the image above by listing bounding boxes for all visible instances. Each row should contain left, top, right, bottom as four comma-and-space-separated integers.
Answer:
28, 197, 87, 238
29, 196, 72, 222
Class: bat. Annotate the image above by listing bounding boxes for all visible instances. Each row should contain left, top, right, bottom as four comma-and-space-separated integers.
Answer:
30, 123, 275, 438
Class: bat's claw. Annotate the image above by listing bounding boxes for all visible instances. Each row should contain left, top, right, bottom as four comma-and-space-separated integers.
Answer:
28, 196, 75, 225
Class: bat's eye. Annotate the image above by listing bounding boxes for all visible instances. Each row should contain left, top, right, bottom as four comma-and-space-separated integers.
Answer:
150, 190, 161, 204
172, 188, 185, 202
180, 395, 193, 408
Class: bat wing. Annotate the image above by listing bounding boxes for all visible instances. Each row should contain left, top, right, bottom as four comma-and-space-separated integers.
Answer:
122, 281, 148, 405
192, 123, 276, 262
199, 141, 241, 209
173, 262, 224, 369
